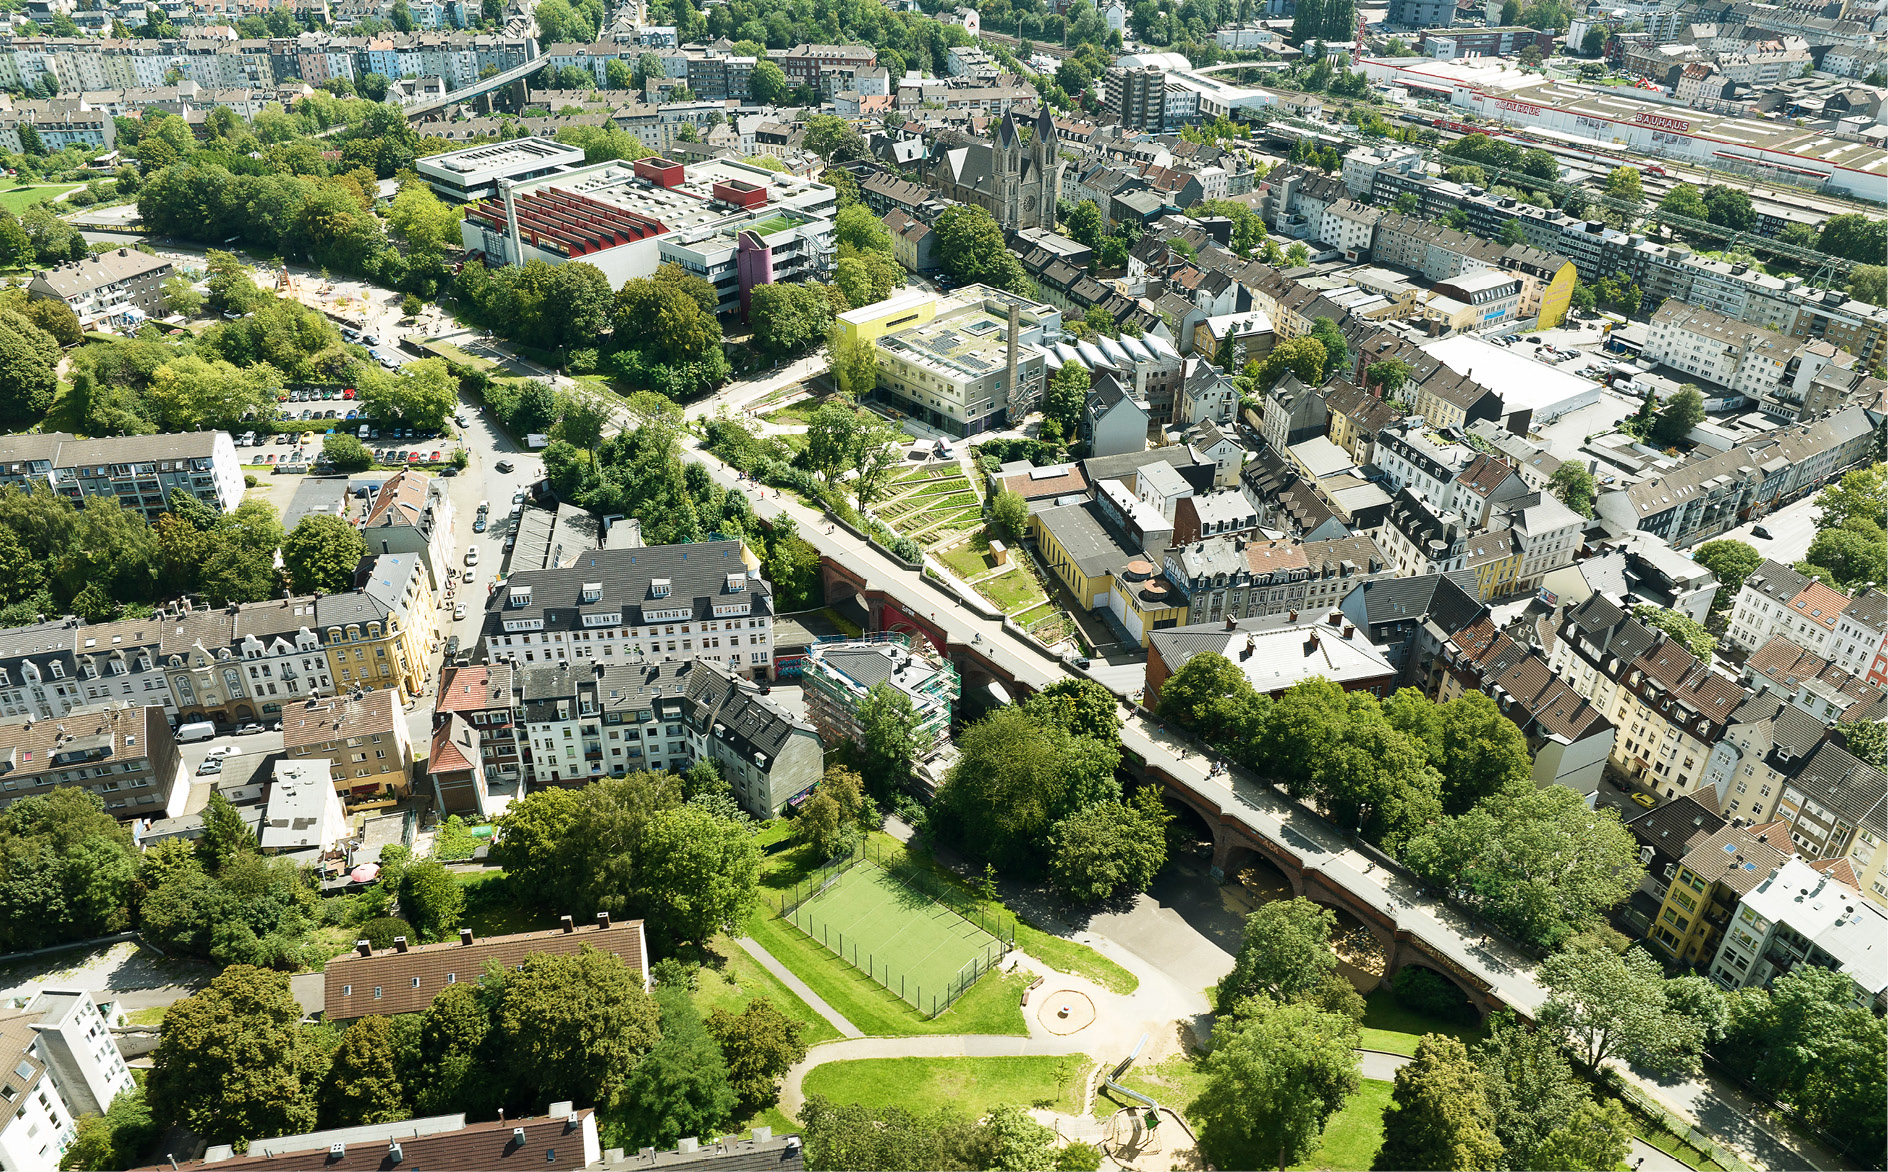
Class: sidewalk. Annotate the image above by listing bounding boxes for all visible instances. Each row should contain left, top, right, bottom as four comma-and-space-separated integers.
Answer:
733, 937, 862, 1040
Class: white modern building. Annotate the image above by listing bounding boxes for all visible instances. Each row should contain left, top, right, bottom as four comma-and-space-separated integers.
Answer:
0, 990, 135, 1172
457, 153, 837, 295
1708, 857, 1888, 1009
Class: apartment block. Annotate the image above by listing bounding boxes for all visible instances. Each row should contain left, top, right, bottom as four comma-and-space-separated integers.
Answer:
1708, 858, 1886, 1007
514, 659, 821, 818
0, 990, 135, 1172
281, 689, 413, 804
802, 639, 957, 760
27, 247, 171, 330
0, 430, 242, 520
0, 703, 186, 821
480, 541, 775, 680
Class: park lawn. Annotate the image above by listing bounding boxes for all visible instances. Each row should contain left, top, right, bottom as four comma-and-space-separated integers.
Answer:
801, 1056, 1087, 1120
1356, 991, 1487, 1057
40, 377, 84, 435
1107, 1055, 1209, 1119
694, 935, 841, 1046
866, 834, 1135, 996
0, 183, 80, 214
1013, 922, 1138, 995
125, 1005, 168, 1027
936, 538, 996, 580
977, 569, 1045, 613
743, 903, 1029, 1037
762, 398, 824, 426
734, 1105, 798, 1140
1292, 1078, 1394, 1170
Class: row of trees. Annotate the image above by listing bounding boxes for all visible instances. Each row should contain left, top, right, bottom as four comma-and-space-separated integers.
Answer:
0, 480, 361, 627
137, 951, 809, 1159
1795, 464, 1886, 593
1158, 668, 1642, 948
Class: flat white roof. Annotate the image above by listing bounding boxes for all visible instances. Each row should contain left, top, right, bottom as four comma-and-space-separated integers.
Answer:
1422, 334, 1601, 415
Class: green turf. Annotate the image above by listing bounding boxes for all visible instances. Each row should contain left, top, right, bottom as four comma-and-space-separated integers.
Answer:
0, 183, 80, 213
937, 540, 996, 580
1014, 923, 1138, 994
694, 935, 842, 1046
1356, 991, 1487, 1057
787, 860, 1003, 1016
801, 1056, 1087, 1120
744, 906, 1028, 1037
1293, 1078, 1393, 1170
762, 398, 823, 426
977, 569, 1045, 613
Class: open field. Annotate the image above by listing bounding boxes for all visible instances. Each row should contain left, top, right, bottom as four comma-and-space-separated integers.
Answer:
802, 1056, 1087, 1119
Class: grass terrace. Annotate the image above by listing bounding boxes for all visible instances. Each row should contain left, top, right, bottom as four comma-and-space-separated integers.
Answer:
0, 183, 80, 214
802, 1056, 1089, 1119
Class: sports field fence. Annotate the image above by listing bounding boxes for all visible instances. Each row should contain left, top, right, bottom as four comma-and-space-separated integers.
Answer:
768, 839, 1015, 1017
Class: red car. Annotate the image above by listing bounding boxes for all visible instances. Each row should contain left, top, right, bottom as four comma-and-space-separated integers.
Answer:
342, 388, 356, 399
406, 451, 422, 462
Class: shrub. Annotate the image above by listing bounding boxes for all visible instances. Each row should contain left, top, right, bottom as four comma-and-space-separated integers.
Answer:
1391, 966, 1475, 1023
568, 348, 598, 374
358, 916, 413, 949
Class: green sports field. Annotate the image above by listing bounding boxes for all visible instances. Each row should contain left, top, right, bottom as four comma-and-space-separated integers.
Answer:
787, 860, 1003, 1016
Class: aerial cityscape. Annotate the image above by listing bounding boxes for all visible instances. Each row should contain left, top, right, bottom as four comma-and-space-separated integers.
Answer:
0, 0, 1880, 1168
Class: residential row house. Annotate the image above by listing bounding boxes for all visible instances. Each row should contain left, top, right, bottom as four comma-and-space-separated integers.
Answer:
1546, 593, 1749, 803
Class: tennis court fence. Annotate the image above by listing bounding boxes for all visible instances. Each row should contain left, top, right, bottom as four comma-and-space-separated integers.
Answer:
770, 841, 1017, 946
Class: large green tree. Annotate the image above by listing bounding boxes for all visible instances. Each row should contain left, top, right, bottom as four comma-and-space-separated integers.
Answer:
1403, 785, 1640, 950
857, 680, 922, 803
1045, 788, 1169, 904
1692, 539, 1763, 610
495, 946, 661, 1110
933, 204, 1029, 294
1373, 1034, 1503, 1172
1538, 943, 1708, 1076
319, 1015, 405, 1128
283, 513, 367, 595
1715, 965, 1887, 1161
1473, 1011, 1588, 1170
1156, 651, 1270, 744
0, 788, 137, 952
616, 982, 737, 1148
1190, 997, 1362, 1172
934, 704, 1120, 875
148, 966, 318, 1143
705, 998, 807, 1112
1217, 898, 1339, 1008
1384, 689, 1530, 816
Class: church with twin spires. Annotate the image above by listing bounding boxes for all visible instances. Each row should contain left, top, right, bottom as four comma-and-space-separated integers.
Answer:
929, 107, 1065, 232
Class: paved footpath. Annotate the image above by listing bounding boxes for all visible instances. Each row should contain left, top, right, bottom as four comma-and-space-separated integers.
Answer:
734, 937, 863, 1040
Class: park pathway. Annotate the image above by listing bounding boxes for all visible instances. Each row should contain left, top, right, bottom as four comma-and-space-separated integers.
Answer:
733, 937, 863, 1040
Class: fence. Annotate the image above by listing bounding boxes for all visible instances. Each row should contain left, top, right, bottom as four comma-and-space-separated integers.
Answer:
862, 837, 1016, 946
770, 839, 1015, 1018
774, 839, 867, 918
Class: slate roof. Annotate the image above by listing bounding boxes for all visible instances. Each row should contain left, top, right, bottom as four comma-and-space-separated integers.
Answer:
485, 541, 771, 631
1036, 500, 1138, 578
1793, 741, 1887, 835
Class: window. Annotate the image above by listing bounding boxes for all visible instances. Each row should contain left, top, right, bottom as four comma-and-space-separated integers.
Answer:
342, 985, 351, 996
374, 987, 382, 998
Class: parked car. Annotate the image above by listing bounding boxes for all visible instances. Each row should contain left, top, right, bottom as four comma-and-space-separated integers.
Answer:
454, 602, 468, 620
495, 459, 514, 473
473, 517, 487, 533
237, 722, 263, 734
197, 758, 223, 775
431, 450, 442, 461
1752, 525, 1773, 539
465, 548, 480, 566
1630, 792, 1656, 809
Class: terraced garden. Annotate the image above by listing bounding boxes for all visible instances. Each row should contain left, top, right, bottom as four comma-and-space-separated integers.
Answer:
875, 461, 985, 546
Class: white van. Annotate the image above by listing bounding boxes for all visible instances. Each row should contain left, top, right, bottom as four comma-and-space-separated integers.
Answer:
359, 424, 371, 439
175, 720, 217, 742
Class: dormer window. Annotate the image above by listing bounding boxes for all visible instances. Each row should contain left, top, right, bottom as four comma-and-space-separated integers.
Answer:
725, 573, 745, 593
510, 585, 533, 608
651, 579, 672, 598
582, 582, 602, 603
